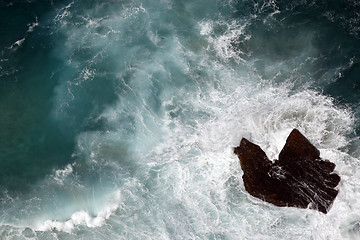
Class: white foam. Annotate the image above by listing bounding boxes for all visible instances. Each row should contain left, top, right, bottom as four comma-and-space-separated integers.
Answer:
14, 38, 25, 46
2, 1, 359, 239
27, 17, 39, 33
54, 2, 74, 23
8, 38, 26, 50
199, 21, 213, 36
36, 191, 121, 233
199, 19, 251, 62
53, 164, 74, 185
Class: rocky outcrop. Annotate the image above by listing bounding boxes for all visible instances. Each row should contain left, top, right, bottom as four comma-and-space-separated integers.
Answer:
234, 129, 340, 213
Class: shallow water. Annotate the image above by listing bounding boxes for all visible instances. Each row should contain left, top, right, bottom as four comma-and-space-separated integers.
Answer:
0, 0, 360, 239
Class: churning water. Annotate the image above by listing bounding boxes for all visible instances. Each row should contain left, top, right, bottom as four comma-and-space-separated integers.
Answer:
1, 0, 360, 239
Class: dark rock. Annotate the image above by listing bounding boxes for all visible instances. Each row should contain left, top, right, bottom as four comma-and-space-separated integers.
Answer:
234, 129, 340, 213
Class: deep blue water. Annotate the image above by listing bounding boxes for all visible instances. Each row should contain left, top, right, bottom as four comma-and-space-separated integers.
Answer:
0, 0, 360, 239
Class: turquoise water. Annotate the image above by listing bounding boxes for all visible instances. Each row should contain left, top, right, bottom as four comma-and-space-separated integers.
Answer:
0, 0, 360, 239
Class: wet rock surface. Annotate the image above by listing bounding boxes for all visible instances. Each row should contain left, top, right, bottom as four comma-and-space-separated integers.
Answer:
234, 129, 340, 213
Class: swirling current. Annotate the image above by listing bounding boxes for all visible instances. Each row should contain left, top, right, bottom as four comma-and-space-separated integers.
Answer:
1, 0, 360, 239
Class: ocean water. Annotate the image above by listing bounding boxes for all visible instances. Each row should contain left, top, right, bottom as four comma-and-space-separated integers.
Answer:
0, 0, 360, 239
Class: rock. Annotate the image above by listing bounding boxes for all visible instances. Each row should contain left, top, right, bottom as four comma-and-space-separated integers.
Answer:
234, 129, 340, 213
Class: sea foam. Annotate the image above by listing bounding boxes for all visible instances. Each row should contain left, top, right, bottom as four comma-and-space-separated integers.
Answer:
1, 0, 360, 239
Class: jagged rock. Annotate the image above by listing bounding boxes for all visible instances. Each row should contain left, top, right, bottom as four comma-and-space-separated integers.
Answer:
234, 129, 340, 213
